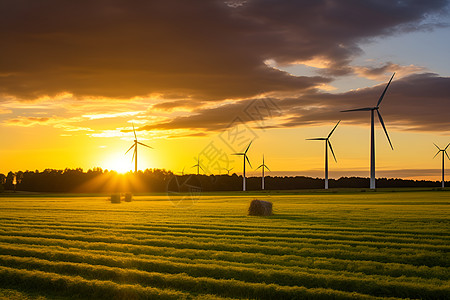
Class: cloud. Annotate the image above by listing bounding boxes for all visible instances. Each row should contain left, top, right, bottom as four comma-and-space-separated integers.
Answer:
152, 100, 205, 111
1, 0, 448, 102
253, 168, 446, 179
353, 62, 427, 81
141, 98, 281, 131
281, 73, 450, 132
3, 114, 93, 132
0, 108, 12, 114
143, 73, 450, 133
4, 116, 52, 127
82, 111, 143, 120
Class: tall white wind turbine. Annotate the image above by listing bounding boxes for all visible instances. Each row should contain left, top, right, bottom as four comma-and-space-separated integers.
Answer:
433, 143, 450, 188
125, 123, 153, 173
232, 141, 253, 191
256, 154, 270, 190
341, 73, 395, 189
306, 120, 340, 189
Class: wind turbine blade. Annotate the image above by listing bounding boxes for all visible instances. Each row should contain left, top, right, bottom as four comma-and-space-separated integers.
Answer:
341, 107, 372, 112
377, 110, 393, 150
131, 149, 135, 162
244, 140, 253, 154
232, 153, 244, 155
306, 138, 326, 140
256, 165, 262, 170
125, 144, 135, 154
328, 120, 341, 138
445, 150, 450, 161
265, 165, 271, 172
137, 142, 153, 149
445, 143, 450, 151
132, 123, 137, 139
328, 140, 337, 163
376, 73, 395, 107
199, 165, 205, 172
191, 164, 198, 168
433, 143, 441, 150
433, 151, 440, 159
245, 155, 252, 168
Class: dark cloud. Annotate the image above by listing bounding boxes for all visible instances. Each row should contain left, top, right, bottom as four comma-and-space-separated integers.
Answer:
142, 100, 255, 131
1, 0, 448, 101
144, 73, 450, 133
281, 73, 450, 132
152, 100, 205, 111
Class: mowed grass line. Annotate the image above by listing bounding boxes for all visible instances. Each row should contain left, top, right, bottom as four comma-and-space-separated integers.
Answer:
0, 251, 449, 299
1, 242, 448, 281
0, 263, 409, 300
2, 216, 449, 239
0, 191, 448, 299
1, 223, 449, 251
2, 217, 448, 240
0, 231, 448, 268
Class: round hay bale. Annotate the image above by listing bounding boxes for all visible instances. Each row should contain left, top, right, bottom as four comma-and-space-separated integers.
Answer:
248, 199, 272, 216
124, 193, 132, 202
110, 194, 121, 204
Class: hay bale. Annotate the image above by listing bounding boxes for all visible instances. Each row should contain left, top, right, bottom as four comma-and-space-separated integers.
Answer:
248, 199, 273, 216
110, 194, 121, 204
124, 193, 132, 202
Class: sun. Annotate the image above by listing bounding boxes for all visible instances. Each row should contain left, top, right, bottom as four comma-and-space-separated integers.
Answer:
103, 154, 133, 174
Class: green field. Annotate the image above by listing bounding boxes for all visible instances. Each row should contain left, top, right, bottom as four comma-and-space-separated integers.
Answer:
0, 190, 449, 299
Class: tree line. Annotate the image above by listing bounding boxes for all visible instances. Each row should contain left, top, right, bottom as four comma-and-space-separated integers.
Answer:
0, 168, 447, 193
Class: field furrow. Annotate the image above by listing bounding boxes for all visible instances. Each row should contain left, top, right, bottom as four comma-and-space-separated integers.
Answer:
0, 192, 448, 299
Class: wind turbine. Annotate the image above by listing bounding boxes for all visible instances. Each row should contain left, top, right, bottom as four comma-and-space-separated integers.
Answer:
433, 143, 450, 188
341, 73, 395, 189
177, 166, 186, 176
125, 123, 153, 173
224, 167, 234, 175
306, 120, 340, 189
256, 154, 270, 190
232, 141, 253, 191
192, 155, 205, 175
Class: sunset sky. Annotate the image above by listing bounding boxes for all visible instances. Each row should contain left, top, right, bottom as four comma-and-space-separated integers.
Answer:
1, 0, 449, 180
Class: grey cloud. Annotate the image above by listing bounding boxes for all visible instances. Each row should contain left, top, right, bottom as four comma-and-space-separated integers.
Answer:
1, 0, 448, 101
144, 73, 450, 133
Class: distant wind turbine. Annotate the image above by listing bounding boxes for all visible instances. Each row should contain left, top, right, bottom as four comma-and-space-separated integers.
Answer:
224, 167, 234, 175
256, 154, 270, 190
178, 166, 186, 176
341, 73, 395, 189
306, 120, 340, 189
125, 123, 153, 173
192, 155, 205, 175
232, 141, 253, 191
433, 143, 450, 188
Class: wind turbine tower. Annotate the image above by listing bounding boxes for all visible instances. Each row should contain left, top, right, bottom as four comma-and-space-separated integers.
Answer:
306, 120, 340, 189
341, 73, 395, 189
125, 123, 153, 173
256, 154, 271, 190
433, 143, 450, 188
232, 141, 253, 191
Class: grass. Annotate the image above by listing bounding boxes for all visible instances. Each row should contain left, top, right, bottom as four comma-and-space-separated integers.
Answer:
0, 189, 448, 299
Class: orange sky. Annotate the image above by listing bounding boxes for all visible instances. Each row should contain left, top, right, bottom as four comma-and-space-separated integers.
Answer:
1, 1, 449, 180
